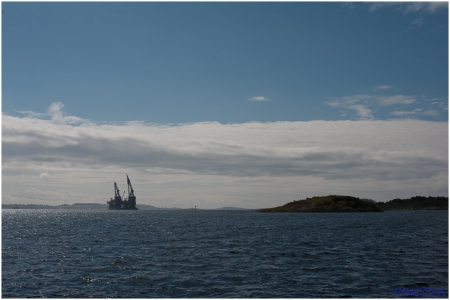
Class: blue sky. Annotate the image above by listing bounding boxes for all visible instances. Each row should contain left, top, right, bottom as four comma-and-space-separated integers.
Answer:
3, 2, 448, 123
2, 2, 448, 208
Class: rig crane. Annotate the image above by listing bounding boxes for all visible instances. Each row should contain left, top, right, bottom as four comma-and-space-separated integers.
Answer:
112, 182, 123, 209
114, 182, 121, 199
126, 173, 137, 209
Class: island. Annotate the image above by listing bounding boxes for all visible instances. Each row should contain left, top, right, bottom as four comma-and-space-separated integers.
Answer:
257, 195, 383, 212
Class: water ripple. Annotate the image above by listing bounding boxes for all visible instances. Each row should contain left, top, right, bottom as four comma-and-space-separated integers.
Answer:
2, 210, 448, 298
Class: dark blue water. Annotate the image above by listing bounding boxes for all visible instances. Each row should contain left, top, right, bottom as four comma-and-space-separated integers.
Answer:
2, 209, 448, 298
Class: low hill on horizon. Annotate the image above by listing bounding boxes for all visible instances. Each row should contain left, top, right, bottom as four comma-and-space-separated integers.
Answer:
377, 196, 448, 210
258, 195, 383, 212
1, 203, 181, 210
2, 203, 250, 211
215, 207, 252, 210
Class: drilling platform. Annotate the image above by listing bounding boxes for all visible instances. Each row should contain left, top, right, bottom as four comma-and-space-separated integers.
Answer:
107, 174, 138, 210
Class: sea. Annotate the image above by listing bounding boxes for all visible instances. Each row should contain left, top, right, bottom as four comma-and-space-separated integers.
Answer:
2, 209, 448, 298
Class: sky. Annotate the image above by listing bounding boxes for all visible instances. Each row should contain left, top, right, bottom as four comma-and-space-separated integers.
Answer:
2, 2, 448, 209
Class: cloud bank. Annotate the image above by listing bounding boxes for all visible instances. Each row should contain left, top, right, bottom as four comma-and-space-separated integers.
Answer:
2, 103, 448, 208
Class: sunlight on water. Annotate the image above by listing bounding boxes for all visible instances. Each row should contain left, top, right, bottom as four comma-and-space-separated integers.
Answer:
2, 210, 448, 298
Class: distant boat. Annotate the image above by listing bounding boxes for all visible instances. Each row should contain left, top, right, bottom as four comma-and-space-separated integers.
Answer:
107, 174, 138, 210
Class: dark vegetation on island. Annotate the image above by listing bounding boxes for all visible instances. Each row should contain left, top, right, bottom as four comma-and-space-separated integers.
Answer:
377, 196, 448, 210
258, 195, 449, 212
257, 195, 383, 212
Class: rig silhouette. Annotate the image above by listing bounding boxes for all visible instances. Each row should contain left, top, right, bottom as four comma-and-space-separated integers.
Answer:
107, 174, 138, 210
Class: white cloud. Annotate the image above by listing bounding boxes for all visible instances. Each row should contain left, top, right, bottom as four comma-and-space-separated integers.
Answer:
2, 103, 447, 207
349, 105, 373, 119
326, 95, 371, 113
378, 95, 416, 106
39, 173, 50, 182
368, 2, 397, 12
327, 94, 430, 119
411, 17, 424, 28
47, 102, 66, 124
405, 2, 448, 14
390, 109, 423, 116
248, 96, 271, 102
17, 110, 46, 118
423, 110, 440, 116
373, 85, 394, 91
369, 2, 447, 14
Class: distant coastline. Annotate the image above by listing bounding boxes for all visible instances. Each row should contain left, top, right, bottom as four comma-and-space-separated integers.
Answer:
2, 196, 447, 211
257, 195, 448, 213
1, 203, 253, 211
1, 203, 180, 210
377, 196, 448, 210
257, 195, 383, 212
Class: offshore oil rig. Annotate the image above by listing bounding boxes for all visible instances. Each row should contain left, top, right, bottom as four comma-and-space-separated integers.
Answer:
107, 174, 138, 210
